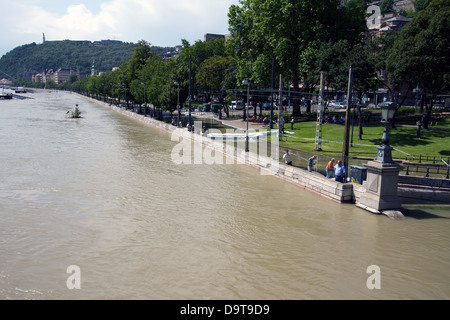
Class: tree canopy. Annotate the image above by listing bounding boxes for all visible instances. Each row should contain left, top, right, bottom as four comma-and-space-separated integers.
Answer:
386, 0, 450, 125
18, 0, 448, 129
227, 0, 367, 116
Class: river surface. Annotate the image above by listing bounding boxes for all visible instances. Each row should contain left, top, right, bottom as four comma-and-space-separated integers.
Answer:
0, 89, 449, 300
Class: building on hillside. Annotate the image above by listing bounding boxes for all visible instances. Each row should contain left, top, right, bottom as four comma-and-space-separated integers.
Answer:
91, 60, 96, 76
368, 13, 413, 37
32, 70, 54, 84
32, 73, 43, 83
204, 33, 225, 42
54, 68, 76, 84
44, 70, 54, 83
0, 78, 13, 86
161, 45, 183, 60
32, 68, 76, 84
381, 15, 412, 32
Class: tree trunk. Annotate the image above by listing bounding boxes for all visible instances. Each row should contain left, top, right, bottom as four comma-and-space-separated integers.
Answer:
306, 99, 312, 114
423, 94, 435, 129
357, 105, 363, 140
291, 72, 301, 117
224, 106, 230, 118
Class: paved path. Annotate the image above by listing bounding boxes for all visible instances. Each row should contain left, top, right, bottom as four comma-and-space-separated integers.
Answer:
189, 112, 273, 131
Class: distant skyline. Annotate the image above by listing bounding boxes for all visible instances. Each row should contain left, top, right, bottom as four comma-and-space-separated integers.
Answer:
0, 0, 239, 58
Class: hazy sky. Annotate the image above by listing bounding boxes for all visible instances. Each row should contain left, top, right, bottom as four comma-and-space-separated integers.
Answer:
0, 0, 239, 57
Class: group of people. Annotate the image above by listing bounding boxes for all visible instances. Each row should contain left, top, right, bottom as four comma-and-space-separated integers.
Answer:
325, 158, 346, 182
250, 115, 265, 122
282, 150, 347, 183
324, 115, 345, 124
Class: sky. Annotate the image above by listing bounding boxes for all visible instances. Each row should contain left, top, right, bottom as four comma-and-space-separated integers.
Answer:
0, 0, 240, 58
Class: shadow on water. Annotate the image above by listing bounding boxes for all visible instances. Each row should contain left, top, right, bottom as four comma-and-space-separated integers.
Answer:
403, 206, 450, 220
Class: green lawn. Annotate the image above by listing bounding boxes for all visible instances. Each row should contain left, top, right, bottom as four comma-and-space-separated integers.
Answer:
276, 118, 450, 161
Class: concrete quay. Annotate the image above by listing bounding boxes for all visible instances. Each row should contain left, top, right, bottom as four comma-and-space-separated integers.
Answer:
80, 95, 449, 215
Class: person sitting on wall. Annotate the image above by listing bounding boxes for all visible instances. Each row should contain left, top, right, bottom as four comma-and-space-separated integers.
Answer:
283, 149, 292, 166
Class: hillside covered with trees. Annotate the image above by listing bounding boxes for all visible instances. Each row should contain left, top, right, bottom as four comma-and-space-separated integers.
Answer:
0, 40, 175, 83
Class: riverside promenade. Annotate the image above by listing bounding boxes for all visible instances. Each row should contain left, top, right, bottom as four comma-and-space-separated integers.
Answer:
79, 95, 357, 204
78, 95, 450, 217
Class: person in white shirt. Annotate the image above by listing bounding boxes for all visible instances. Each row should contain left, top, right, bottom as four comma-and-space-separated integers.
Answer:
283, 149, 292, 165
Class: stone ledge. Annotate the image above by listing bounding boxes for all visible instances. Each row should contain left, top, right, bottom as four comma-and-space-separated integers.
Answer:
82, 95, 361, 205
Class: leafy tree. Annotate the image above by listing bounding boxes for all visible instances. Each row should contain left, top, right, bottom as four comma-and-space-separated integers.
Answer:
177, 38, 229, 84
386, 0, 450, 128
414, 0, 433, 11
227, 0, 367, 116
138, 54, 167, 111
380, 0, 395, 14
366, 34, 398, 99
158, 59, 179, 116
311, 40, 378, 139
44, 79, 58, 89
126, 40, 152, 95
196, 56, 234, 94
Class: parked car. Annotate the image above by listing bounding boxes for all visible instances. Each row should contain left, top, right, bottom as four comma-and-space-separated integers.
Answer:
338, 101, 347, 109
329, 100, 339, 108
329, 100, 346, 109
231, 100, 243, 110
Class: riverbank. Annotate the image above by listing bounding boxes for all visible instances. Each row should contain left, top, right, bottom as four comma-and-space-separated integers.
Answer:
195, 112, 450, 205
79, 95, 357, 202
75, 96, 445, 212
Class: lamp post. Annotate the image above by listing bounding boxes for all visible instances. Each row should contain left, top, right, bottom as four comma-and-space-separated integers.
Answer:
141, 82, 146, 116
122, 83, 127, 109
188, 55, 192, 129
357, 101, 404, 217
375, 102, 397, 163
174, 81, 180, 127
242, 80, 250, 152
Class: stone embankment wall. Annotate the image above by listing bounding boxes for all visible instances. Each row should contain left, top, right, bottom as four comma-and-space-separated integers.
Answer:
83, 95, 356, 204
82, 94, 450, 206
398, 176, 450, 203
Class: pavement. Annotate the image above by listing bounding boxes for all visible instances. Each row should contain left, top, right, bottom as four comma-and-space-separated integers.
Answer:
187, 111, 276, 131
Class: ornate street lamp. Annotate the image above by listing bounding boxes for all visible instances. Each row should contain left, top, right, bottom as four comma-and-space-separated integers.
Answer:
375, 101, 397, 163
358, 101, 403, 216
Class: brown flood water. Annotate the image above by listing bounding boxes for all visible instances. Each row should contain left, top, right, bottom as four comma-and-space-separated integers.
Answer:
0, 89, 449, 299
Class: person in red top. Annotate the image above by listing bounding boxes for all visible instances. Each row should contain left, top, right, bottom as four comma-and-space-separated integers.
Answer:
326, 158, 335, 178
